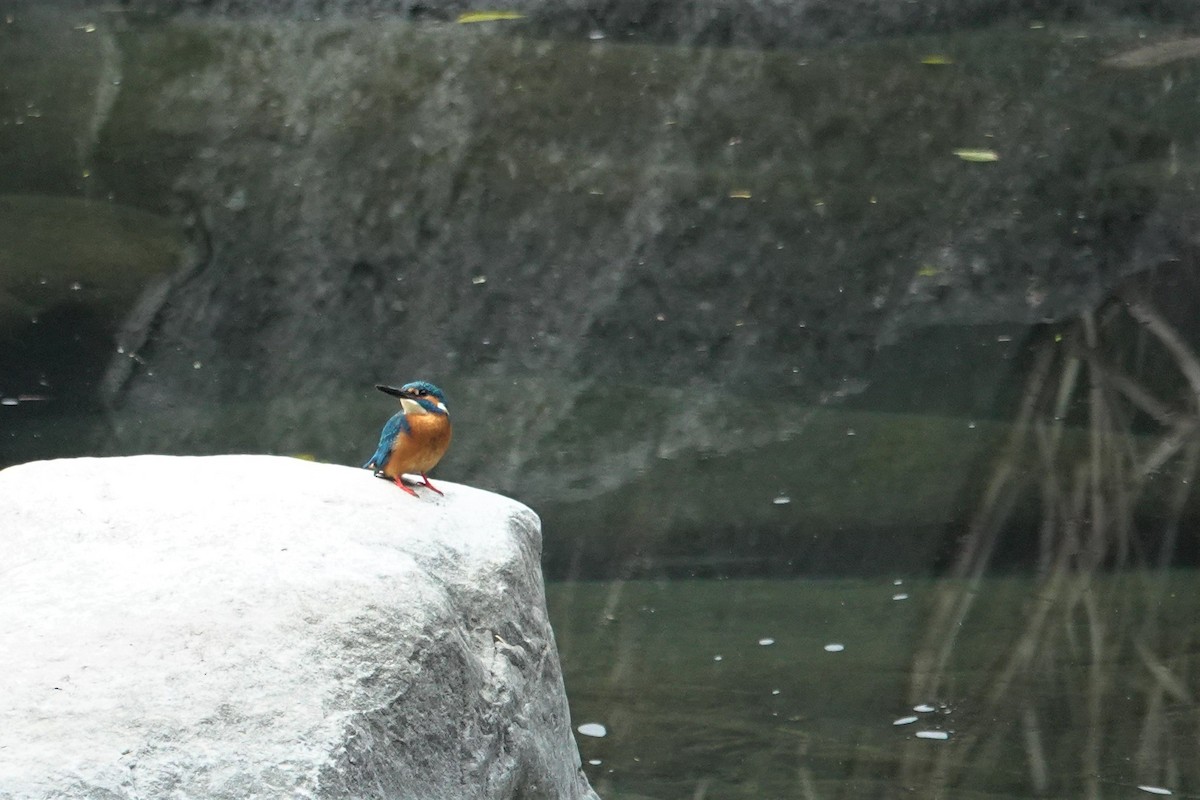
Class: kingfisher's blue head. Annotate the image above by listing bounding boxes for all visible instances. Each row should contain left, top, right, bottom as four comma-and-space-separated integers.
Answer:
376, 380, 449, 416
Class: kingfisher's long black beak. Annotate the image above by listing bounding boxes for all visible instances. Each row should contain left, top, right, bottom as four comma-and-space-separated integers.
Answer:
376, 384, 408, 398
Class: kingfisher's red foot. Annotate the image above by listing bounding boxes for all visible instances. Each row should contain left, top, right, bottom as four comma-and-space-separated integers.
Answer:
392, 476, 419, 497
420, 473, 444, 495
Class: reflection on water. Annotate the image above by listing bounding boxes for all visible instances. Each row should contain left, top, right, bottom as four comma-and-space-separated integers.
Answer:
547, 294, 1200, 798
548, 574, 1200, 799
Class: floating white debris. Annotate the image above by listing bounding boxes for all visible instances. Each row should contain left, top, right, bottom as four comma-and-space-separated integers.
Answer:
1, 398, 17, 406
824, 643, 845, 652
893, 579, 903, 585
772, 495, 791, 505
771, 689, 781, 695
758, 638, 775, 646
893, 716, 919, 726
1138, 787, 1173, 796
713, 655, 723, 662
577, 723, 607, 738
892, 593, 909, 601
913, 704, 935, 713
471, 275, 487, 285
588, 759, 602, 766
224, 188, 247, 212
915, 730, 950, 740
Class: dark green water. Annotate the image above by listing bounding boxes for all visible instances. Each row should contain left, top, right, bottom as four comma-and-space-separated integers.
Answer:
548, 575, 1200, 798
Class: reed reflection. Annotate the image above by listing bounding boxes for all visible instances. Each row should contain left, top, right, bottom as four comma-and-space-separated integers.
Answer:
905, 284, 1200, 798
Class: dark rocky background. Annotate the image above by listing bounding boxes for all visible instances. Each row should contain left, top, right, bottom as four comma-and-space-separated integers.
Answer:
118, 0, 1200, 44
4, 0, 1200, 577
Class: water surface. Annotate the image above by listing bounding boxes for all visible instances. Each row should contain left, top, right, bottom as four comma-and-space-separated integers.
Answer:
549, 575, 1200, 798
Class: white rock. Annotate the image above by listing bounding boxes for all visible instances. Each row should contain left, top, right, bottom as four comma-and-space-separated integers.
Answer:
0, 455, 598, 800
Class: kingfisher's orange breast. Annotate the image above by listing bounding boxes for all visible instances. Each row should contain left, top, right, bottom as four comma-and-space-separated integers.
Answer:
383, 413, 452, 477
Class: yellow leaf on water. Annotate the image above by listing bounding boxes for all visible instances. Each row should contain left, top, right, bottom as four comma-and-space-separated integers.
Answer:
457, 10, 525, 23
953, 148, 1000, 162
920, 54, 953, 65
916, 265, 939, 277
728, 189, 753, 199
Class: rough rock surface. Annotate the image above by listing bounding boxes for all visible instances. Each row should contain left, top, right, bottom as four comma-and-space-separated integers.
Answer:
0, 455, 597, 800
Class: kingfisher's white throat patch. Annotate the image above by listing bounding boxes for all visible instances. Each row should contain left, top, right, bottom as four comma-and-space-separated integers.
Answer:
400, 397, 449, 416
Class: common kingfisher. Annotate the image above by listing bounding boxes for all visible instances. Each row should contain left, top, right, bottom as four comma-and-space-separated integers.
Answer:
363, 380, 452, 497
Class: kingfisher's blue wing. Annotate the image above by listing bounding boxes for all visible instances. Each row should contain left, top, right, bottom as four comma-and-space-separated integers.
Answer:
363, 411, 410, 470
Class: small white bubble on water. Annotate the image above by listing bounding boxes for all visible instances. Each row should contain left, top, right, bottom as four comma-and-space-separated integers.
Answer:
713, 655, 723, 661
758, 637, 775, 646
892, 593, 909, 601
772, 495, 791, 505
893, 716, 919, 726
915, 730, 950, 740
577, 723, 607, 738
1137, 786, 1173, 796
913, 704, 935, 713
824, 643, 844, 652
587, 759, 603, 766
